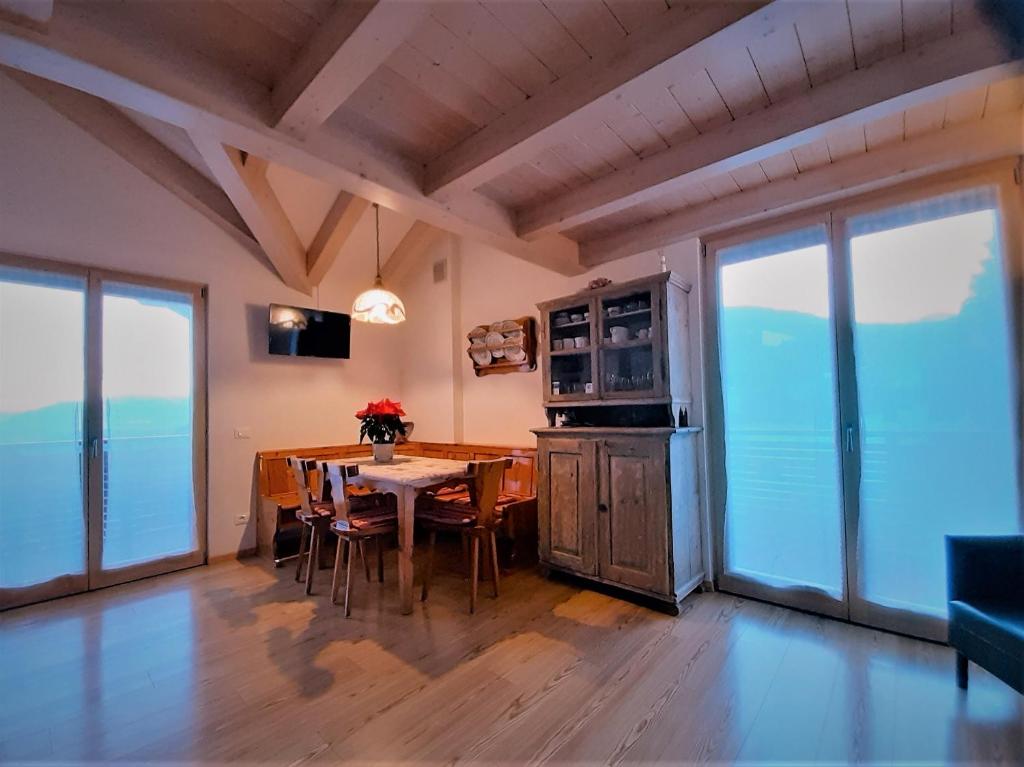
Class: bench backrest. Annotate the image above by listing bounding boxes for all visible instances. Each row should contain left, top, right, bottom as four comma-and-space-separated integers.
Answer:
257, 441, 537, 501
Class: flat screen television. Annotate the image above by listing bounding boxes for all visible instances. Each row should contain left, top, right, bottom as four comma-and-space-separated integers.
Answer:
268, 303, 351, 359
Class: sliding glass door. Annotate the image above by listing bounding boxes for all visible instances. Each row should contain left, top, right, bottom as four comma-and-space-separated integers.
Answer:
710, 225, 847, 617
840, 188, 1021, 638
0, 256, 205, 609
709, 174, 1022, 639
0, 264, 89, 608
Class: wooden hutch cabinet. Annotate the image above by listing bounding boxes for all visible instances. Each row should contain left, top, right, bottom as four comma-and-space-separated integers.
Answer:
533, 272, 704, 611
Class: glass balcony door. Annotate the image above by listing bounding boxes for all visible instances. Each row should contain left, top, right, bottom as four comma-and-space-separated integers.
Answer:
0, 255, 205, 610
0, 262, 89, 609
838, 187, 1022, 640
89, 277, 205, 589
709, 224, 848, 618
709, 177, 1022, 640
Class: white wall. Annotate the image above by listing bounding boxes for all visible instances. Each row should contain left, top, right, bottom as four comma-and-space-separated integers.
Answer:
397, 237, 704, 447
0, 73, 707, 561
0, 77, 405, 557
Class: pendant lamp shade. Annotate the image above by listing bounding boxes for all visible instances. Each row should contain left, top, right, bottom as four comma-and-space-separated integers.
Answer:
352, 277, 406, 324
352, 204, 406, 324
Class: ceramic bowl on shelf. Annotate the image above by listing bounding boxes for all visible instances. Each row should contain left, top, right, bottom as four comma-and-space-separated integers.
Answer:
470, 343, 491, 366
552, 338, 563, 351
610, 326, 630, 343
570, 313, 584, 323
607, 306, 621, 317
553, 313, 570, 326
504, 346, 527, 364
574, 336, 588, 348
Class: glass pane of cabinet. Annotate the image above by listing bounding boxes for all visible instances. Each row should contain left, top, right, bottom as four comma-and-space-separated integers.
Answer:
547, 300, 595, 399
599, 288, 658, 397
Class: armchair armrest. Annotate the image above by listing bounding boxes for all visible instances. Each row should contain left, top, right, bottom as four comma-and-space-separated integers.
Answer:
946, 535, 1024, 604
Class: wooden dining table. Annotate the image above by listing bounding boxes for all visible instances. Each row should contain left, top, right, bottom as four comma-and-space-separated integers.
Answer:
324, 455, 472, 614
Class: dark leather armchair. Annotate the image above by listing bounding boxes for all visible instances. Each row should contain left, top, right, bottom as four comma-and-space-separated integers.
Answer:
946, 535, 1023, 694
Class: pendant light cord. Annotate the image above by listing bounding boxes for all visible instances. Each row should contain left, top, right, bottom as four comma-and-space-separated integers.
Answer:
374, 203, 382, 280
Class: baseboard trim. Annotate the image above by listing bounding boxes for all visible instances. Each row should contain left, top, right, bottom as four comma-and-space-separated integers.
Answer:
208, 548, 258, 565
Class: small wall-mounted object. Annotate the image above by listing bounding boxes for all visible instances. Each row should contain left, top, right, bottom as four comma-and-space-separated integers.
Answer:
467, 317, 537, 377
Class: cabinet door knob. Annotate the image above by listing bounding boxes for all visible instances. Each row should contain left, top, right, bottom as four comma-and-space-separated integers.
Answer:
598, 503, 608, 513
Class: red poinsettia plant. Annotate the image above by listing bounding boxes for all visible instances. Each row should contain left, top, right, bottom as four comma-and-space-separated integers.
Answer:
355, 398, 407, 445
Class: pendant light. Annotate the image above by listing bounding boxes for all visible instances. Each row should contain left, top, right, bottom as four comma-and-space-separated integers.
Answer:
351, 203, 406, 324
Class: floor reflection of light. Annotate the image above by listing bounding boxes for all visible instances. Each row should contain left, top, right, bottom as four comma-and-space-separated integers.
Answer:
0, 613, 84, 760
97, 588, 195, 759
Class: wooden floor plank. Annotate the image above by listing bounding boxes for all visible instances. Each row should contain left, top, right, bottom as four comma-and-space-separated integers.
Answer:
1, 553, 1021, 765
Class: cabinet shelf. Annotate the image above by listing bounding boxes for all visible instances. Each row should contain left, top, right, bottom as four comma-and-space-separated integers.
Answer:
551, 318, 590, 331
604, 307, 651, 321
599, 338, 653, 351
551, 346, 592, 356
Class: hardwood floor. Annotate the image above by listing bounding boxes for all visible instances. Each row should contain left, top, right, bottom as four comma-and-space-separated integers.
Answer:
1, 551, 1021, 766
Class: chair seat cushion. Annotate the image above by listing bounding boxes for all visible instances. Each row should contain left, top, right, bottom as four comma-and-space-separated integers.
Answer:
950, 600, 1024, 649
296, 501, 334, 522
332, 507, 398, 534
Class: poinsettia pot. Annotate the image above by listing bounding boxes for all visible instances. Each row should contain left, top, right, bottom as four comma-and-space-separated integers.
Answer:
373, 442, 394, 463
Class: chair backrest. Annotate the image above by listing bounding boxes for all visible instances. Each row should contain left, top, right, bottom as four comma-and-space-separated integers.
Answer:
323, 462, 360, 527
286, 456, 315, 516
467, 458, 513, 527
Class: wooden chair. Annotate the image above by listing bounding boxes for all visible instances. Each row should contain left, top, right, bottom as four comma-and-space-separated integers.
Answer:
324, 462, 399, 617
417, 458, 512, 614
287, 456, 336, 595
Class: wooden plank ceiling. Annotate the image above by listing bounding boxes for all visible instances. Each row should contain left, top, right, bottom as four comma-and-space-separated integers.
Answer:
0, 0, 1020, 289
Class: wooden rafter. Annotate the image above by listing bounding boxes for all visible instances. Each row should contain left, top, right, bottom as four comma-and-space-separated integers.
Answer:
307, 191, 370, 285
0, 14, 583, 275
579, 113, 1024, 266
0, 0, 51, 25
520, 26, 1021, 238
421, 0, 774, 196
272, 0, 429, 138
190, 134, 312, 294
4, 70, 262, 260
381, 221, 444, 285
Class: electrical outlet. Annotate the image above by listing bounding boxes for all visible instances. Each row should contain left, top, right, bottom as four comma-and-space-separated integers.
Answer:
234, 513, 250, 526
233, 428, 251, 440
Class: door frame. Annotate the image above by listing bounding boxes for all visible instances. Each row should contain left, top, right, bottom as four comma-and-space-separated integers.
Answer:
0, 251, 208, 607
702, 159, 1023, 640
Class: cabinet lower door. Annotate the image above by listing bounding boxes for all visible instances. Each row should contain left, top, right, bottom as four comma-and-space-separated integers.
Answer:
599, 439, 669, 594
538, 438, 597, 574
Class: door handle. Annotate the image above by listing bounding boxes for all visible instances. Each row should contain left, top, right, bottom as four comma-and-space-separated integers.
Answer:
845, 425, 855, 453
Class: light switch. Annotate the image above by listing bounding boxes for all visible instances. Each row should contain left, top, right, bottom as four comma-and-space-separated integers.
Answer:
233, 428, 252, 440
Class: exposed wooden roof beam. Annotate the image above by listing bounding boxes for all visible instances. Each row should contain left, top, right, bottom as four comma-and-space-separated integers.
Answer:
272, 0, 428, 138
381, 221, 444, 285
4, 70, 261, 260
0, 14, 583, 275
191, 134, 312, 294
422, 1, 774, 196
521, 26, 1021, 238
580, 112, 1024, 266
306, 191, 370, 285
0, 0, 51, 25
